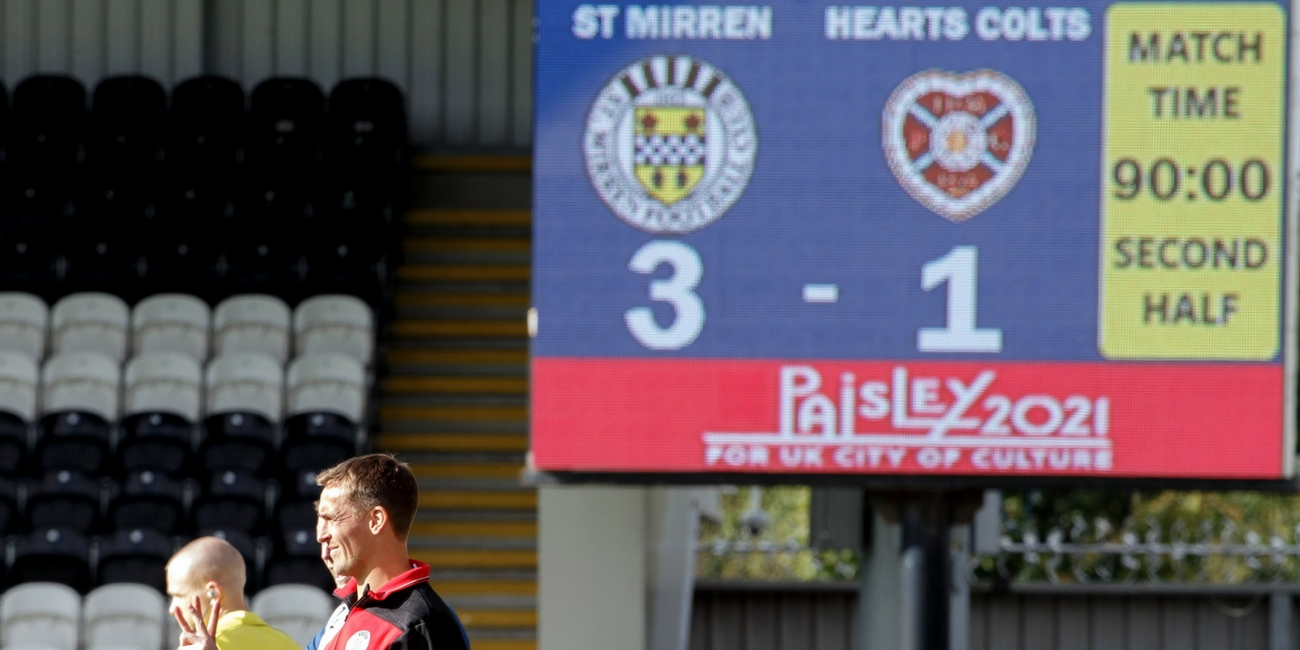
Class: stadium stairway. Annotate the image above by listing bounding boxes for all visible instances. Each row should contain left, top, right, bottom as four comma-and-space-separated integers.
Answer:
379, 155, 536, 650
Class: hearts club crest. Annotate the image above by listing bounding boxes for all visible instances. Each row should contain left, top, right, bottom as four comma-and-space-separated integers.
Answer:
882, 69, 1036, 222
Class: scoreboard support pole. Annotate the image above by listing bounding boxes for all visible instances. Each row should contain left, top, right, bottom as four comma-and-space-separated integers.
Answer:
864, 492, 983, 650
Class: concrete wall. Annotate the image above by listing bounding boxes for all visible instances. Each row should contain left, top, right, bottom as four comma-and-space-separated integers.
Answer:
539, 485, 648, 650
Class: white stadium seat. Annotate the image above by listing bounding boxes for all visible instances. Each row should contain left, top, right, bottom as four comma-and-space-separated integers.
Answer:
41, 353, 121, 424
124, 353, 203, 423
213, 295, 292, 364
131, 294, 211, 363
252, 584, 334, 646
0, 352, 38, 424
0, 582, 81, 650
50, 293, 130, 363
205, 353, 284, 423
0, 293, 48, 364
287, 353, 366, 424
83, 583, 166, 650
293, 295, 374, 366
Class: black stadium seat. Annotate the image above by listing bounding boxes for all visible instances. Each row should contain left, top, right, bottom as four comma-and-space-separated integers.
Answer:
61, 224, 143, 301
10, 75, 86, 171
0, 216, 59, 300
25, 470, 102, 534
96, 527, 173, 590
0, 410, 30, 478
139, 221, 223, 303
325, 78, 407, 178
0, 477, 18, 535
88, 76, 167, 171
192, 470, 268, 536
267, 499, 331, 590
11, 528, 90, 591
108, 470, 186, 535
247, 78, 325, 176
169, 76, 245, 172
37, 410, 113, 477
201, 412, 276, 477
118, 410, 197, 478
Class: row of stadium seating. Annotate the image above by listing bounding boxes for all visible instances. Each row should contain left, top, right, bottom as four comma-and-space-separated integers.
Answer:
0, 347, 367, 476
0, 288, 375, 593
0, 73, 406, 307
1, 581, 334, 650
0, 292, 374, 366
0, 74, 406, 200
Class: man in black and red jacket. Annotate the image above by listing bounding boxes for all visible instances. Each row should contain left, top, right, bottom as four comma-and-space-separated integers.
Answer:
311, 453, 471, 650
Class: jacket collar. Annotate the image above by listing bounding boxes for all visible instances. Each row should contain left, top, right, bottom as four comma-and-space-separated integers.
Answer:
334, 560, 431, 602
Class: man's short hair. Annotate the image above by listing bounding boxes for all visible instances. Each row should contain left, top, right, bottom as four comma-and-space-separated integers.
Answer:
317, 453, 419, 539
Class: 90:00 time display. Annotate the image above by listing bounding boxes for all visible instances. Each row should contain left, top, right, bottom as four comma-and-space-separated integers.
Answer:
1111, 158, 1271, 202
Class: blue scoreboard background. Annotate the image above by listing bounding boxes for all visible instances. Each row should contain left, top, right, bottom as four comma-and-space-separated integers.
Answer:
530, 0, 1294, 480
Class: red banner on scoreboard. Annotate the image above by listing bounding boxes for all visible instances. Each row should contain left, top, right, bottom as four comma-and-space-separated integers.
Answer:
531, 358, 1284, 479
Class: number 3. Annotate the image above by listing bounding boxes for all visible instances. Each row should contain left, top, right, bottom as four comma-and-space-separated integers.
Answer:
625, 240, 705, 350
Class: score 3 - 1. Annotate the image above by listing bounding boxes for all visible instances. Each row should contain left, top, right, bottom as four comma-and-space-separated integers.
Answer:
624, 242, 1003, 354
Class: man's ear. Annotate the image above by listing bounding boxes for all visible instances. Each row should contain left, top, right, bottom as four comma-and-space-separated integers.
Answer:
368, 506, 389, 536
205, 581, 221, 601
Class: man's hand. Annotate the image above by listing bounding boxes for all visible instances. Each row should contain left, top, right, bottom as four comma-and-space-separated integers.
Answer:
172, 594, 221, 650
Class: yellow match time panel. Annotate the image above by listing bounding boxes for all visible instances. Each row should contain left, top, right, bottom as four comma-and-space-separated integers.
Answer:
1100, 3, 1286, 360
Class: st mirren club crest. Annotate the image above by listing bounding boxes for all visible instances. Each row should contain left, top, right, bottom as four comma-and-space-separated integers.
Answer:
585, 55, 756, 234
882, 69, 1036, 222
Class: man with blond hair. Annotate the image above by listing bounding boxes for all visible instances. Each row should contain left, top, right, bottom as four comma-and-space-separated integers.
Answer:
313, 453, 469, 650
166, 536, 299, 650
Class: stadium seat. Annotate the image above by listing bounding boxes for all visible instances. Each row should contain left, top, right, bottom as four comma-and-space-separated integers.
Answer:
202, 354, 282, 476
267, 500, 331, 591
0, 351, 36, 477
9, 529, 91, 592
38, 353, 118, 476
25, 470, 101, 534
118, 352, 201, 477
0, 478, 17, 535
220, 233, 303, 302
325, 78, 407, 178
10, 76, 86, 172
83, 583, 167, 650
49, 293, 130, 363
88, 76, 167, 171
139, 223, 222, 302
293, 295, 374, 366
282, 354, 363, 483
131, 294, 211, 361
95, 528, 172, 591
168, 76, 245, 172
60, 226, 143, 301
0, 293, 48, 363
212, 296, 292, 363
107, 471, 185, 535
246, 78, 325, 174
192, 470, 268, 536
0, 581, 80, 650
300, 230, 386, 310
287, 353, 365, 421
0, 217, 59, 300
251, 584, 334, 645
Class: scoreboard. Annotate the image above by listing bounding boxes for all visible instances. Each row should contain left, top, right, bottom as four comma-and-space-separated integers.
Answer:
529, 0, 1296, 481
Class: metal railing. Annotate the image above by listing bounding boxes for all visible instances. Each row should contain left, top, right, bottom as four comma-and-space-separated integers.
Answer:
976, 516, 1300, 585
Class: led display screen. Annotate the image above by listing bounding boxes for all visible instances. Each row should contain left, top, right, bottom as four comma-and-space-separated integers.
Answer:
530, 0, 1295, 480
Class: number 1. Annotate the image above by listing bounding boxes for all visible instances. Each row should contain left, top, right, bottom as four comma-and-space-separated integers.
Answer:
918, 246, 1002, 353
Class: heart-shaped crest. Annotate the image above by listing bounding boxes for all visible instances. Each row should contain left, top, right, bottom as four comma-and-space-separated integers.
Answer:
882, 69, 1036, 222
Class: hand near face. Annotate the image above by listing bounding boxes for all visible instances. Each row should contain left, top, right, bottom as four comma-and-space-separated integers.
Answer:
172, 594, 220, 650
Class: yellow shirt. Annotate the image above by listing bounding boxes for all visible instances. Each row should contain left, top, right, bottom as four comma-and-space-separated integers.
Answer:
215, 610, 300, 650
